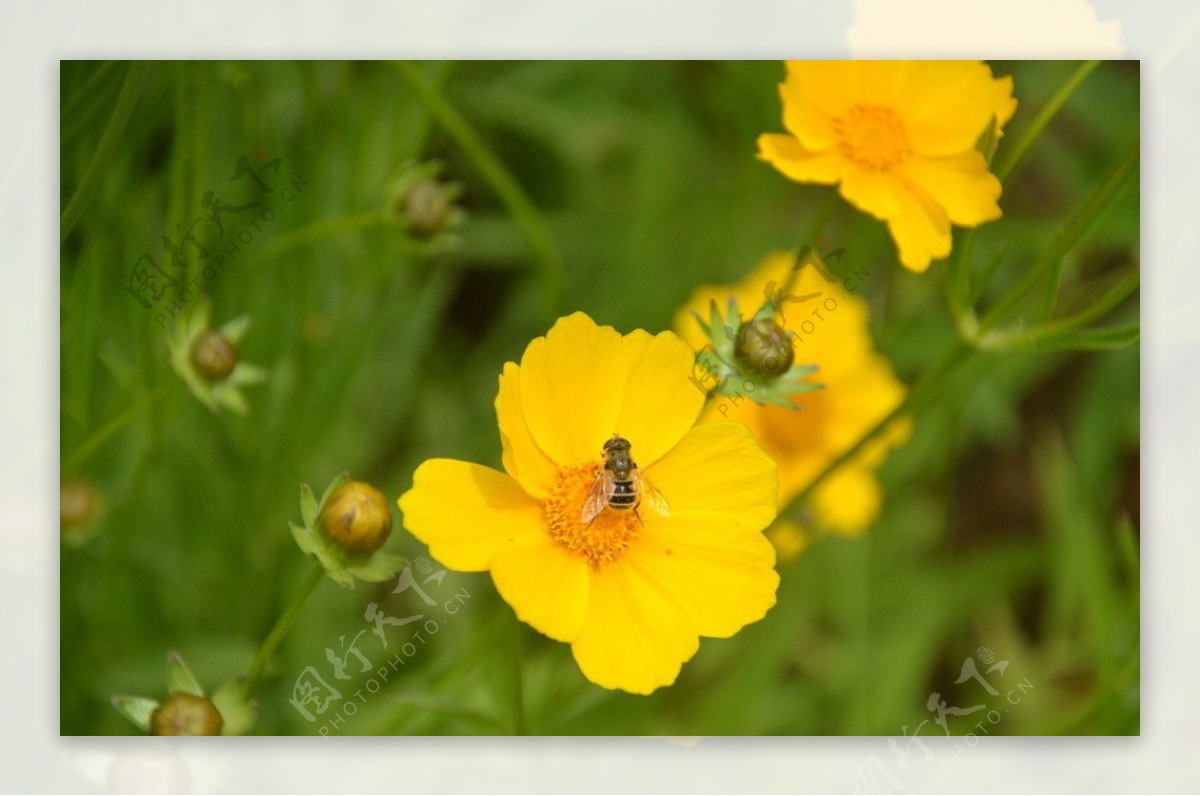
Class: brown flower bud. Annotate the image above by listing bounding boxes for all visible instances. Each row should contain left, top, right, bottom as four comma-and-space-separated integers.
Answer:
402, 180, 452, 239
735, 317, 795, 378
149, 692, 224, 736
190, 330, 238, 382
320, 481, 393, 554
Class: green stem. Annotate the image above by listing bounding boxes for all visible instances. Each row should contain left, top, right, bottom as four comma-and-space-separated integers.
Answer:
61, 61, 150, 245
747, 193, 842, 322
782, 341, 974, 522
394, 60, 563, 314
1035, 254, 1067, 322
803, 189, 841, 249
409, 61, 456, 157
948, 61, 1100, 322
995, 60, 1100, 184
948, 226, 979, 318
981, 321, 1139, 354
509, 614, 528, 735
979, 137, 1138, 334
959, 262, 1137, 352
62, 385, 167, 472
243, 562, 326, 696
253, 211, 404, 264
967, 239, 1012, 306
1039, 267, 1140, 334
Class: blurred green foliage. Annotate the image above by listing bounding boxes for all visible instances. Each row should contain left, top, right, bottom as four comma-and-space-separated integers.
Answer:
60, 61, 1138, 735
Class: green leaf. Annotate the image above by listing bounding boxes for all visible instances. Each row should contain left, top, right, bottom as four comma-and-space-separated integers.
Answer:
213, 384, 250, 416
229, 363, 269, 387
315, 545, 356, 589
112, 695, 159, 732
290, 522, 318, 556
346, 553, 408, 583
219, 314, 253, 345
318, 472, 351, 512
299, 485, 319, 529
784, 363, 820, 380
165, 651, 205, 697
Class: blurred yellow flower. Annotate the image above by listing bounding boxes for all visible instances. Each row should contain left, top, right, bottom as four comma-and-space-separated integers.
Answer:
673, 251, 909, 559
399, 312, 779, 694
758, 61, 1017, 272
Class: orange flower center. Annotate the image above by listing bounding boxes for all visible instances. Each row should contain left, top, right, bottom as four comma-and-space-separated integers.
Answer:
543, 463, 640, 567
833, 104, 911, 172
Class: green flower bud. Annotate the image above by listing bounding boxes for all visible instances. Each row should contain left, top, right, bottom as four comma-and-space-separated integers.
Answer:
735, 317, 795, 378
320, 481, 393, 554
402, 180, 453, 239
149, 692, 224, 736
190, 330, 238, 382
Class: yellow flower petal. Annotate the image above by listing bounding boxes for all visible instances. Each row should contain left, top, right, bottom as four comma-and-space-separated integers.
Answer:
571, 558, 699, 694
783, 60, 852, 123
899, 152, 1002, 226
756, 133, 841, 185
778, 66, 840, 150
646, 421, 778, 532
898, 61, 1017, 156
495, 361, 559, 499
631, 513, 778, 638
398, 459, 543, 571
839, 164, 901, 222
850, 60, 920, 106
519, 312, 626, 467
490, 534, 590, 642
883, 179, 952, 272
615, 329, 707, 468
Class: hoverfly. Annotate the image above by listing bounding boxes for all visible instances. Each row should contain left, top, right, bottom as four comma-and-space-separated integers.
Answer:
581, 434, 670, 526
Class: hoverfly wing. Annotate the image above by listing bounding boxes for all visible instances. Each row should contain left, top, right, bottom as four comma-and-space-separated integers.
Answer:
580, 469, 613, 523
635, 469, 671, 517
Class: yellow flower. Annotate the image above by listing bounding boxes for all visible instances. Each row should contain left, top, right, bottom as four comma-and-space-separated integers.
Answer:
758, 60, 1017, 273
398, 312, 779, 694
673, 251, 909, 559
